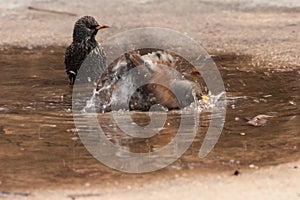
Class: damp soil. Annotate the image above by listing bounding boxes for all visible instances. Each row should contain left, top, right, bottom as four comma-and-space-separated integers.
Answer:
0, 47, 299, 191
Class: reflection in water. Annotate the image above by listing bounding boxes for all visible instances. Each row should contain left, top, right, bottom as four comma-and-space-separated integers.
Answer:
0, 48, 299, 189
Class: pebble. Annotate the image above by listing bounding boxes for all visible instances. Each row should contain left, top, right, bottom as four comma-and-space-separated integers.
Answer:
240, 132, 246, 136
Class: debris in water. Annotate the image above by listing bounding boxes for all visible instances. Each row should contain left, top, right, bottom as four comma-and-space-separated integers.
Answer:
246, 114, 274, 127
253, 99, 260, 103
289, 100, 296, 106
71, 137, 79, 141
238, 79, 246, 87
263, 94, 272, 98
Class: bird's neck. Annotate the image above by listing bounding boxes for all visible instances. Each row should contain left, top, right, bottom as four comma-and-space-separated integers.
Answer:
90, 29, 98, 42
73, 29, 98, 43
73, 36, 98, 45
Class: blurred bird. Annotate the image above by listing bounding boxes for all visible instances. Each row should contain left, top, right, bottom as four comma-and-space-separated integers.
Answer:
65, 16, 109, 85
97, 50, 205, 111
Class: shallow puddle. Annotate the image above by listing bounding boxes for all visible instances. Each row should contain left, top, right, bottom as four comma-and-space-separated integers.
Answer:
0, 47, 299, 190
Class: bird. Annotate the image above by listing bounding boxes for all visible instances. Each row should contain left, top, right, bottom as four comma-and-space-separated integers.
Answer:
65, 16, 109, 85
66, 16, 207, 111
96, 50, 206, 111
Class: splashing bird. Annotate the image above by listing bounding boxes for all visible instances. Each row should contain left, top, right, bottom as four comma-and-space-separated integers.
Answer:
65, 16, 109, 85
96, 51, 206, 111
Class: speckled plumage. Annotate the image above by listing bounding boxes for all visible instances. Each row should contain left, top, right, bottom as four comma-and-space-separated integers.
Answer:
65, 16, 108, 84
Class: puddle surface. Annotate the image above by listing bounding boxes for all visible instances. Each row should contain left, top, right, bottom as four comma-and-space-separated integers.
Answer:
0, 47, 299, 190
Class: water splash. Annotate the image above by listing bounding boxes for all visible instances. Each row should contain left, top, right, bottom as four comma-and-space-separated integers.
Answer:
81, 88, 97, 113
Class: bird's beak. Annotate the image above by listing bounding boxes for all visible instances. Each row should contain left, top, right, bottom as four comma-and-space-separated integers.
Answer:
96, 25, 109, 30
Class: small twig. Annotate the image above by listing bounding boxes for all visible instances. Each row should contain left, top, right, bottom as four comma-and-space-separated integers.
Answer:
67, 193, 102, 200
0, 191, 30, 197
28, 6, 77, 16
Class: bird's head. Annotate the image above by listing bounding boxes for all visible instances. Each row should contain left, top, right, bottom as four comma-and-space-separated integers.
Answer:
72, 16, 109, 42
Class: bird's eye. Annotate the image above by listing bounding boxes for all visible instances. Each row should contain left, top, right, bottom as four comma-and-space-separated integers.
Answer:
89, 25, 98, 29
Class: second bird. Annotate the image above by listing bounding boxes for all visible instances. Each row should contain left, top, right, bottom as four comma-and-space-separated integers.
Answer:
65, 16, 109, 85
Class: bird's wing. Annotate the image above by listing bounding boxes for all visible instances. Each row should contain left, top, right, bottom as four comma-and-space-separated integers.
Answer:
64, 44, 73, 73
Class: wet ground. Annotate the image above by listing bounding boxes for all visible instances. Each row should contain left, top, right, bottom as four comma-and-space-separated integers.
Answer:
0, 47, 299, 192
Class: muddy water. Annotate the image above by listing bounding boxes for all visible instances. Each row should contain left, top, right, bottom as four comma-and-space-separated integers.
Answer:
0, 47, 299, 190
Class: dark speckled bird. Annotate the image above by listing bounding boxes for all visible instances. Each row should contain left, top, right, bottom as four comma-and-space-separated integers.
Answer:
65, 16, 109, 85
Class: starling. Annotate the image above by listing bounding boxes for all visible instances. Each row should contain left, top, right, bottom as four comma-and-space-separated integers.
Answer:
65, 16, 109, 85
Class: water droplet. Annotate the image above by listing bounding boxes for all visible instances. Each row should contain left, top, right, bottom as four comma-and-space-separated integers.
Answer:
289, 100, 296, 106
71, 137, 79, 141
